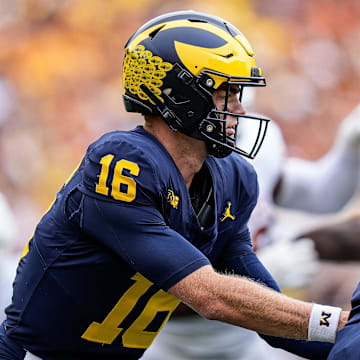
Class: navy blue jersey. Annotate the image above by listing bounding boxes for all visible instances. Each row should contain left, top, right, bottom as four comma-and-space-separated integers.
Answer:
4, 126, 259, 360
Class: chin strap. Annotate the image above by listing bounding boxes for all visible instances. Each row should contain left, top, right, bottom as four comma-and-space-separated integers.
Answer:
206, 141, 233, 158
199, 119, 233, 158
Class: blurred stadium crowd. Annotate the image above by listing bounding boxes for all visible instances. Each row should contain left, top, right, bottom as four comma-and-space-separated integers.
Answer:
0, 1, 360, 359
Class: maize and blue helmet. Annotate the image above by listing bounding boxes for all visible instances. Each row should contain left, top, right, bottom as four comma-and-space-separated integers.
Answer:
123, 10, 269, 158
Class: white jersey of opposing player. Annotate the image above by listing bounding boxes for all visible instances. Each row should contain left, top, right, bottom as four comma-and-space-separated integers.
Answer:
276, 104, 360, 213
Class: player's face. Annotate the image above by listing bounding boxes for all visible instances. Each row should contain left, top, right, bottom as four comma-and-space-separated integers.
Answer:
212, 84, 245, 136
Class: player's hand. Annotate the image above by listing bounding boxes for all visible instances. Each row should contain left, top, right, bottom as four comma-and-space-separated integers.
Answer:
256, 237, 319, 289
338, 310, 350, 331
336, 104, 360, 151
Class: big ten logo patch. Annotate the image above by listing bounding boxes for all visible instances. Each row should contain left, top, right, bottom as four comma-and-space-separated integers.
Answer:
168, 189, 179, 209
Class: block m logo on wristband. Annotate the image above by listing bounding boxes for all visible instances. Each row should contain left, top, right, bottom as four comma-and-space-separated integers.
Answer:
320, 311, 332, 327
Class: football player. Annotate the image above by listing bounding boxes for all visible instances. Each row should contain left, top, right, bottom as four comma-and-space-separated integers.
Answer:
0, 11, 348, 360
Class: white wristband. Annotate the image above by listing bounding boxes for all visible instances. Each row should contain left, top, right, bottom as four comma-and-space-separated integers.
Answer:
308, 304, 342, 343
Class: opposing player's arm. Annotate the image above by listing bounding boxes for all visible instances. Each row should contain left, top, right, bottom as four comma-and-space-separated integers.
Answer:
297, 216, 360, 261
169, 265, 349, 341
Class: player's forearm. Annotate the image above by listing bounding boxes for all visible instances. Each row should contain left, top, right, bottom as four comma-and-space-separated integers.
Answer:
170, 265, 347, 342
208, 272, 311, 339
213, 273, 348, 340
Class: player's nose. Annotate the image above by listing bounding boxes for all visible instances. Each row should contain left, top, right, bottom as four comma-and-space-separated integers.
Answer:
226, 101, 245, 136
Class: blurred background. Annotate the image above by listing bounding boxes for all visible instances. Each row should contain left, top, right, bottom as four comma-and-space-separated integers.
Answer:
0, 0, 359, 245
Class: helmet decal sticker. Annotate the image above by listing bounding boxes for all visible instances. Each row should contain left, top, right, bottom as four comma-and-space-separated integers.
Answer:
137, 26, 229, 74
123, 45, 173, 105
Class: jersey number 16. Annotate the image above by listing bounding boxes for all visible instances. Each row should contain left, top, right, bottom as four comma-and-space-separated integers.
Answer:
95, 154, 140, 202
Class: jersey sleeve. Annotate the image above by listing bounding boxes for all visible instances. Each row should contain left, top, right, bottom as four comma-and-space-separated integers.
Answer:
80, 196, 210, 291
